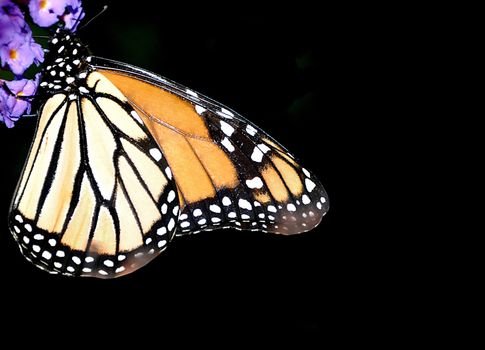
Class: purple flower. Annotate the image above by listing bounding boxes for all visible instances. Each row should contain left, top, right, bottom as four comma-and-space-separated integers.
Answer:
0, 30, 44, 75
0, 75, 40, 128
0, 1, 28, 47
0, 1, 44, 75
29, 0, 84, 31
28, 0, 68, 27
62, 0, 84, 31
0, 0, 24, 18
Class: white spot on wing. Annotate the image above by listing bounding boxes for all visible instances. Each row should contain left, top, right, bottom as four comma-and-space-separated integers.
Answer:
193, 209, 202, 217
221, 108, 234, 117
287, 204, 297, 212
42, 251, 52, 260
195, 105, 206, 115
210, 204, 221, 213
220, 121, 235, 136
186, 89, 198, 98
305, 178, 316, 192
221, 137, 235, 152
238, 199, 252, 210
259, 144, 271, 154
268, 205, 277, 213
302, 195, 311, 205
222, 197, 231, 206
302, 168, 311, 178
149, 148, 162, 161
246, 124, 257, 136
246, 177, 264, 189
251, 147, 264, 162
167, 190, 176, 203
165, 167, 172, 179
168, 218, 175, 231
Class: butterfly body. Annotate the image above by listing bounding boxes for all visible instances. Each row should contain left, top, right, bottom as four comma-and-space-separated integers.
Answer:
9, 27, 329, 278
38, 29, 92, 95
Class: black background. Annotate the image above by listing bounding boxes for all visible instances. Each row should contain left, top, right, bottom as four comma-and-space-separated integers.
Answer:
0, 1, 402, 337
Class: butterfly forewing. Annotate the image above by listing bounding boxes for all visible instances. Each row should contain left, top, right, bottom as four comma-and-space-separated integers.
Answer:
93, 60, 329, 236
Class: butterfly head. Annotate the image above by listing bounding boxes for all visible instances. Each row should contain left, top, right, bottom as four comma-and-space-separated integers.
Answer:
38, 28, 92, 94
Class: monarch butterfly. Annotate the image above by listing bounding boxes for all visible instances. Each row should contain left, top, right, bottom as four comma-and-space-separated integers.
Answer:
9, 23, 329, 279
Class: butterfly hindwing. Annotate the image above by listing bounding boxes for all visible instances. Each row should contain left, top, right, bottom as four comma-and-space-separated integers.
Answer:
9, 72, 179, 278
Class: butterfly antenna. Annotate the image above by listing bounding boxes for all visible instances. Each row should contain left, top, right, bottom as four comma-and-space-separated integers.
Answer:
78, 5, 108, 31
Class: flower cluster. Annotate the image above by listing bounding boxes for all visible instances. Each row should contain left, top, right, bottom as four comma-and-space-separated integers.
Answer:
0, 0, 84, 128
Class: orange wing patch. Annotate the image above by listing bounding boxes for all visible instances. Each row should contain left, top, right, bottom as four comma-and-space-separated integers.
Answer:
99, 70, 209, 138
99, 70, 240, 207
261, 164, 290, 202
271, 156, 303, 197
